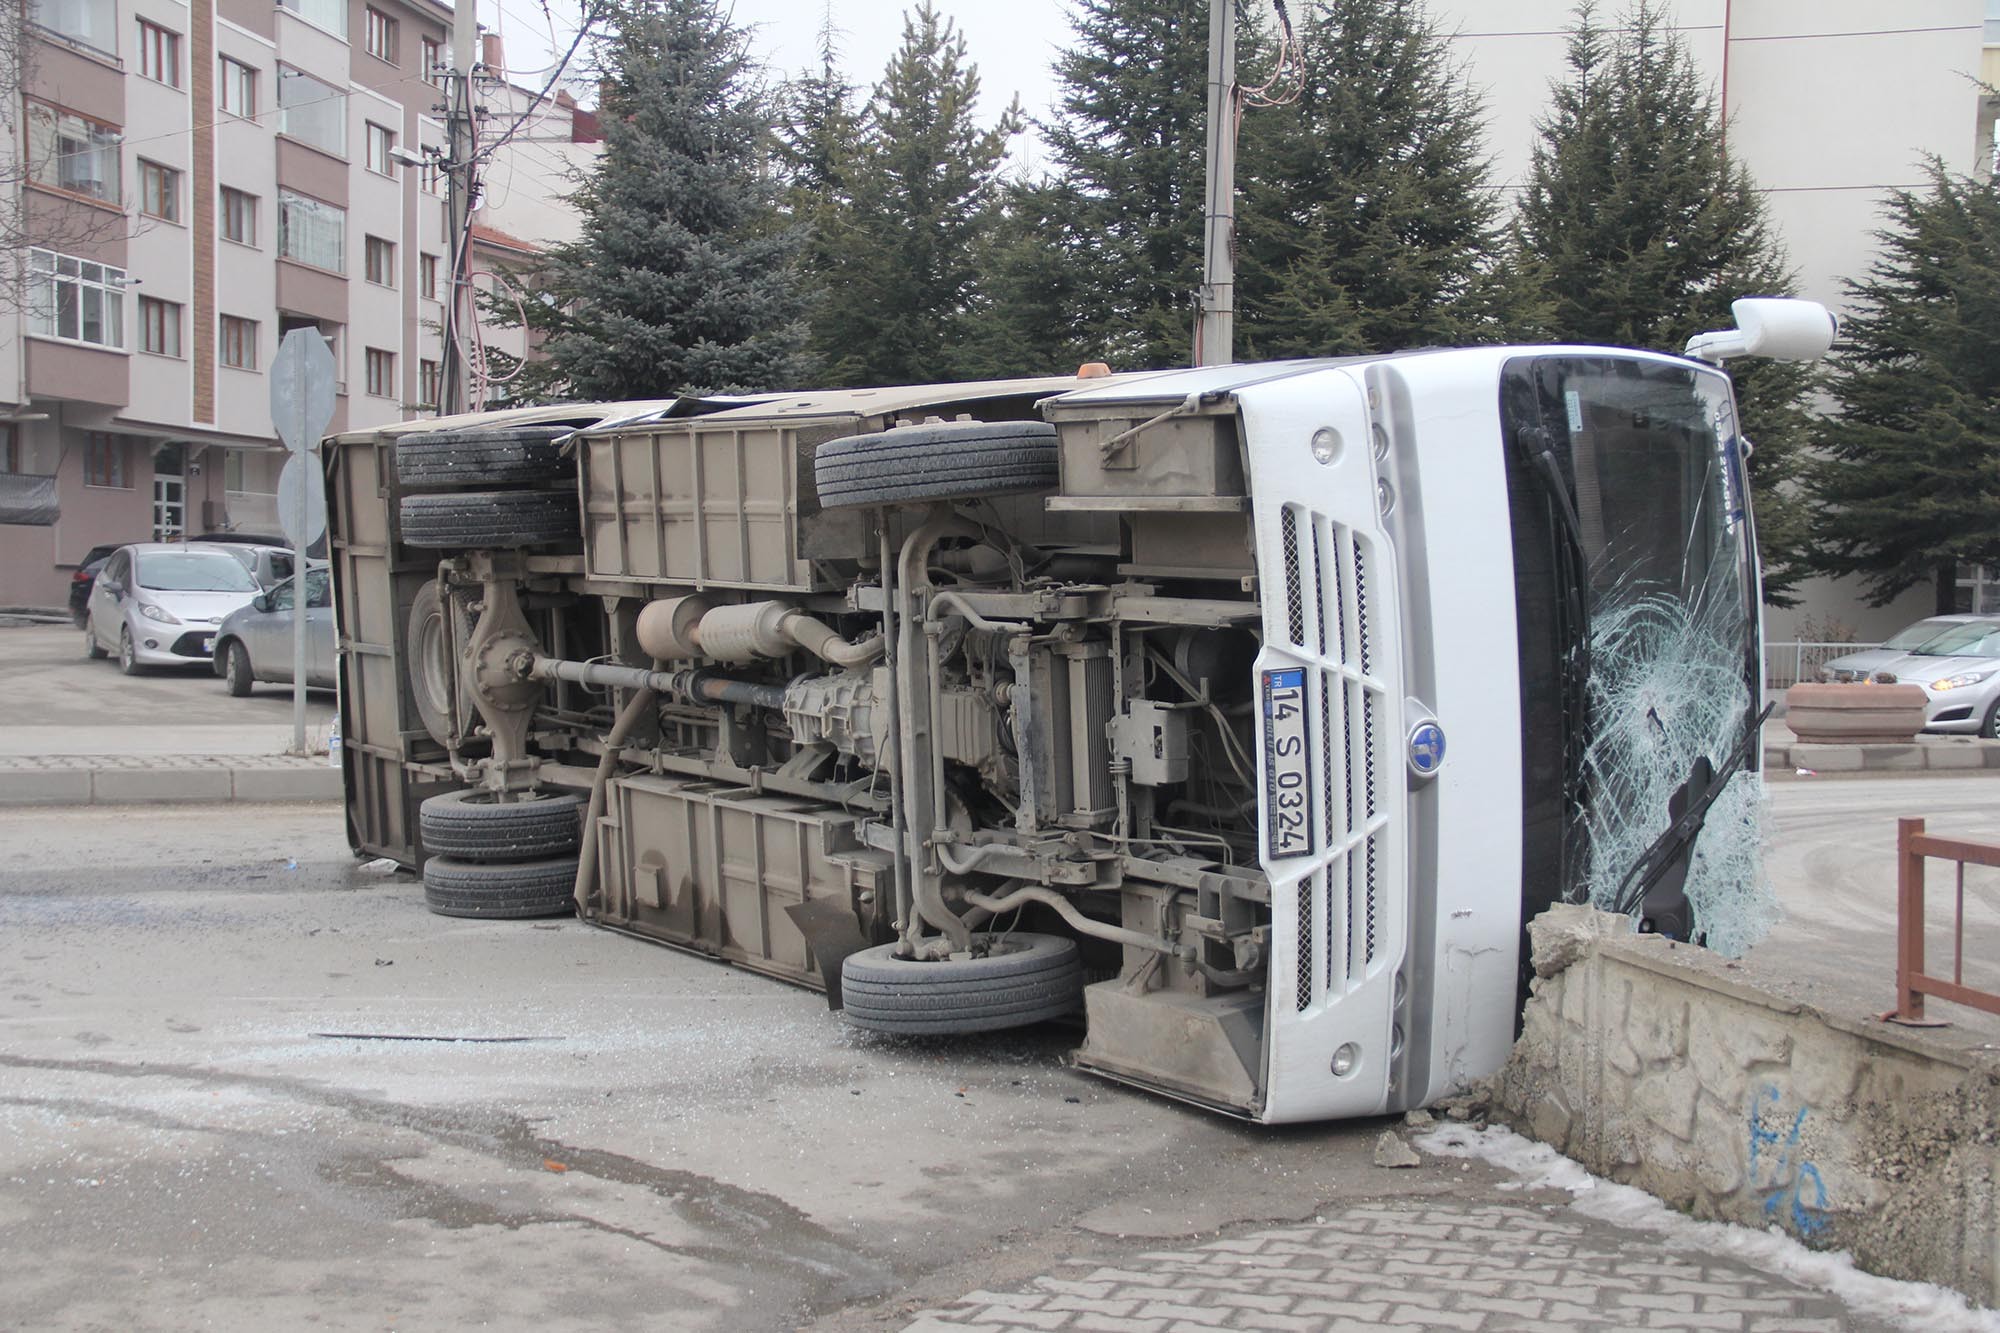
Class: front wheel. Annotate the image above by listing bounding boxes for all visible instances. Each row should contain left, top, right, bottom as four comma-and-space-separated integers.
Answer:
1981, 697, 2000, 740
224, 641, 254, 697
840, 933, 1084, 1035
84, 617, 107, 660
118, 626, 142, 676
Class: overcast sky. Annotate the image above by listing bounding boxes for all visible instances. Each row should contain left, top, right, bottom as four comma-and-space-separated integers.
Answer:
483, 0, 1080, 164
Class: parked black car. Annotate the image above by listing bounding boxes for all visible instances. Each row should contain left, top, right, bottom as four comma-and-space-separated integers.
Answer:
66, 543, 125, 627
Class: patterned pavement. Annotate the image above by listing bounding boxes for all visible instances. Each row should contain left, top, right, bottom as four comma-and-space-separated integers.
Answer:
901, 1201, 1893, 1333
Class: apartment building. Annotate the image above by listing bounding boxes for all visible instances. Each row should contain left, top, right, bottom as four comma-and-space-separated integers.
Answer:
0, 0, 596, 607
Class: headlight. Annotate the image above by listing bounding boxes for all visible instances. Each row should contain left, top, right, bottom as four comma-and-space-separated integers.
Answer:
137, 602, 181, 625
1929, 669, 1996, 692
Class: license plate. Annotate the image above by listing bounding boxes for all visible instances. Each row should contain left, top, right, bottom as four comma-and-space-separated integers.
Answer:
201, 636, 215, 653
1262, 667, 1313, 859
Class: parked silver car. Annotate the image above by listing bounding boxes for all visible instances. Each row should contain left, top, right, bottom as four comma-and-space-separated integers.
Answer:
212, 566, 337, 695
1816, 614, 1989, 683
83, 543, 263, 674
1873, 619, 2000, 735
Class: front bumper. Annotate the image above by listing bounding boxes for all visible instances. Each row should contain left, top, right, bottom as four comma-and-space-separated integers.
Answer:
127, 622, 221, 666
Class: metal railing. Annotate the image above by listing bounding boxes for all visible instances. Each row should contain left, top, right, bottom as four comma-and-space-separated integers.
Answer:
1764, 640, 1882, 692
1887, 817, 2000, 1025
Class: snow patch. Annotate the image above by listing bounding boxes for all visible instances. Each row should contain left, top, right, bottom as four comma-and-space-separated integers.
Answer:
1417, 1122, 2000, 1332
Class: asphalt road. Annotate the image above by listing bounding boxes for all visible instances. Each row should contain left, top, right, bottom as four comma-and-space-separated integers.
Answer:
0, 624, 334, 755
0, 803, 1481, 1332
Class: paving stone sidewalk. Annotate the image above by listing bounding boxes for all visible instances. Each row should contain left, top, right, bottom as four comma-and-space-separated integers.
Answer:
903, 1200, 1893, 1333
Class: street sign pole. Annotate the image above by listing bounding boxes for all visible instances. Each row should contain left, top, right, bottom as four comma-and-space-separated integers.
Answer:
269, 328, 337, 756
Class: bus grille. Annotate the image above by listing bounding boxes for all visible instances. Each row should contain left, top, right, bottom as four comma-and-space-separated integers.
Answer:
1277, 503, 1389, 1009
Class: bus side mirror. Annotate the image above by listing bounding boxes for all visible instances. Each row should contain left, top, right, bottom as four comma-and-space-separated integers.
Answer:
1684, 298, 1838, 364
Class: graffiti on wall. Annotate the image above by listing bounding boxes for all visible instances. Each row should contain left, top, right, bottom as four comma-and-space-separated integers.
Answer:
1748, 1083, 1829, 1238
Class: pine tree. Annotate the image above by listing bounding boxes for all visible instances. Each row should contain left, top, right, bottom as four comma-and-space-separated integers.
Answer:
1233, 0, 1521, 360
1812, 162, 2000, 612
1030, 0, 1214, 370
503, 0, 806, 402
1514, 0, 1815, 605
808, 4, 1020, 387
774, 17, 864, 381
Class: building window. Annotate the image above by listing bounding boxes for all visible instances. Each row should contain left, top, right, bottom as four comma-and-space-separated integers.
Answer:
221, 187, 257, 245
277, 66, 346, 157
364, 236, 396, 287
419, 358, 440, 408
220, 315, 258, 370
276, 0, 345, 39
277, 190, 344, 272
421, 36, 444, 87
420, 253, 440, 301
139, 160, 181, 223
137, 19, 181, 86
25, 103, 120, 205
220, 57, 256, 117
421, 157, 444, 195
28, 0, 116, 55
366, 122, 396, 176
139, 296, 182, 357
365, 7, 397, 62
26, 249, 125, 348
365, 348, 396, 398
84, 433, 130, 488
0, 424, 17, 473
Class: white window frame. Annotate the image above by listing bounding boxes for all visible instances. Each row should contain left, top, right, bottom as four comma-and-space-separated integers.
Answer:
366, 122, 396, 176
26, 248, 126, 350
277, 189, 345, 273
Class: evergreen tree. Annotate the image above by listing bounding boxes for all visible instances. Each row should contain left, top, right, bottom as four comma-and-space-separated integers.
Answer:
504, 0, 806, 402
1234, 0, 1522, 360
1812, 162, 2000, 612
1031, 0, 1214, 370
809, 4, 1020, 387
774, 18, 863, 381
1514, 1, 1815, 605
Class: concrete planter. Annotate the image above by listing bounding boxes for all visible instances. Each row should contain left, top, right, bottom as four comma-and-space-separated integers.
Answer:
1784, 682, 1927, 744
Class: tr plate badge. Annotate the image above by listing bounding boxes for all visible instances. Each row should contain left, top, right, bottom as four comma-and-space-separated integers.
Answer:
1262, 668, 1313, 859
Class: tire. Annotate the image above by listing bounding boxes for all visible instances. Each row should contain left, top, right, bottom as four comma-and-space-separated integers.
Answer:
840, 932, 1084, 1035
399, 490, 580, 550
396, 426, 574, 492
84, 617, 107, 660
1981, 697, 2000, 740
420, 788, 584, 862
406, 581, 462, 749
118, 626, 143, 676
814, 421, 1060, 510
421, 853, 579, 919
223, 640, 254, 697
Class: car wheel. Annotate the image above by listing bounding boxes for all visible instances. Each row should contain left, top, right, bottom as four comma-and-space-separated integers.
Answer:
814, 421, 1060, 510
84, 617, 108, 660
419, 788, 585, 861
421, 854, 579, 919
1981, 697, 2000, 739
224, 641, 254, 697
839, 933, 1084, 1035
118, 626, 143, 676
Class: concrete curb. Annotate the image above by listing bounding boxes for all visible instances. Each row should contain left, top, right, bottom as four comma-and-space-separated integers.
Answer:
0, 765, 342, 806
1764, 736, 2000, 778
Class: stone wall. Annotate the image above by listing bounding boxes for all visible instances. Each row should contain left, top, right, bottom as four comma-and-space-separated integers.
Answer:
1490, 907, 2000, 1304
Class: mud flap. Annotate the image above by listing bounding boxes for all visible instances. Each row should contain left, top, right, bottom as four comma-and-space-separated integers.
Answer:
785, 899, 872, 1009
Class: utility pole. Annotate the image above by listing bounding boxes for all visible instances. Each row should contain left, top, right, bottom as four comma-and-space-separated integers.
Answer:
439, 0, 482, 416
1195, 0, 1236, 367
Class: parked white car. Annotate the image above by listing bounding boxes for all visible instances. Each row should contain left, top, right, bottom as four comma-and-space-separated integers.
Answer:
1873, 619, 2000, 736
1816, 614, 1989, 683
82, 543, 263, 675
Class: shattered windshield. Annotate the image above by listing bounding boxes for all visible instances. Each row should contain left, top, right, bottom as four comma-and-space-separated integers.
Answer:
1504, 356, 1772, 955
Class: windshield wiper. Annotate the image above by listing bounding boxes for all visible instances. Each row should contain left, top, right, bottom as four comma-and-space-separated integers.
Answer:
1609, 701, 1775, 942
